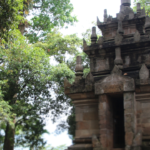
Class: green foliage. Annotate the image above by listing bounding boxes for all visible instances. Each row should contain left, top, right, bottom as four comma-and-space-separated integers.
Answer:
49, 63, 75, 121
15, 117, 48, 149
0, 30, 52, 148
0, 80, 15, 127
25, 0, 77, 43
0, 0, 24, 41
133, 0, 150, 15
67, 107, 75, 139
0, 29, 79, 149
34, 29, 81, 63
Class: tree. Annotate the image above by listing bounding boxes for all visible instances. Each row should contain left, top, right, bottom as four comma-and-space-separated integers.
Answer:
133, 0, 150, 15
0, 28, 79, 149
0, 0, 24, 41
34, 29, 81, 63
25, 0, 77, 43
0, 0, 78, 149
0, 30, 52, 150
0, 0, 77, 43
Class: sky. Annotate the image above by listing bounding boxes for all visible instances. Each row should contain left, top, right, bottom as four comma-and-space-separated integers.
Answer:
43, 0, 134, 148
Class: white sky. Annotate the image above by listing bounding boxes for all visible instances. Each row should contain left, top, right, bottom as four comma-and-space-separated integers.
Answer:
44, 0, 135, 148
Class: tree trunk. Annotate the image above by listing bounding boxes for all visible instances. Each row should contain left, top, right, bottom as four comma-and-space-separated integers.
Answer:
3, 123, 15, 150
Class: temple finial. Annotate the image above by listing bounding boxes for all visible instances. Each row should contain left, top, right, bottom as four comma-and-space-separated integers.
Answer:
137, 3, 141, 15
75, 56, 83, 76
91, 27, 97, 44
141, 7, 146, 16
83, 38, 87, 50
97, 17, 102, 26
121, 0, 131, 7
104, 9, 107, 22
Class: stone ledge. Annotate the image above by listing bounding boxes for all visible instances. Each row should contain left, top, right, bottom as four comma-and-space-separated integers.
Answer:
136, 79, 150, 85
67, 144, 93, 150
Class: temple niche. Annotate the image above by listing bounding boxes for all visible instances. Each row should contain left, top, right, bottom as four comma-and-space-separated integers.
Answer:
64, 0, 150, 149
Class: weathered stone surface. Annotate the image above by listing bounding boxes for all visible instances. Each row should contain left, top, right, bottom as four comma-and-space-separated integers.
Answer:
68, 144, 93, 150
104, 9, 107, 22
97, 36, 103, 45
83, 38, 87, 51
117, 11, 125, 21
64, 78, 71, 88
121, 0, 131, 6
129, 12, 134, 19
117, 21, 124, 34
75, 56, 83, 73
132, 132, 142, 146
137, 3, 141, 15
145, 16, 150, 29
97, 17, 102, 26
115, 33, 123, 45
64, 1, 150, 150
95, 65, 135, 95
139, 64, 149, 80
92, 135, 101, 148
134, 30, 140, 42
140, 7, 146, 17
114, 47, 123, 65
125, 132, 134, 146
91, 27, 97, 44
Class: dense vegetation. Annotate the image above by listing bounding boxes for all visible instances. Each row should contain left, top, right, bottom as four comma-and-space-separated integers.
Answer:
0, 0, 83, 149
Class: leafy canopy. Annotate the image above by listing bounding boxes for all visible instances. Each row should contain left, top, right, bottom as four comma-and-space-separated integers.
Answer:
26, 0, 77, 43
0, 0, 24, 41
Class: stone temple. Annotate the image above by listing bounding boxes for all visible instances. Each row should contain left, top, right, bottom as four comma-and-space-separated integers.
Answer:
64, 0, 150, 149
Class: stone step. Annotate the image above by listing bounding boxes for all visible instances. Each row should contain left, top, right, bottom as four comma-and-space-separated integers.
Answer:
113, 148, 125, 150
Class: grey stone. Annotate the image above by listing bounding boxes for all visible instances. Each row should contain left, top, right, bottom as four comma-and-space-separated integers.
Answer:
95, 65, 135, 95
132, 132, 142, 146
139, 64, 149, 80
111, 65, 122, 75
97, 17, 102, 26
123, 6, 134, 16
129, 12, 134, 19
137, 3, 141, 15
134, 30, 140, 42
114, 47, 123, 65
92, 135, 101, 148
83, 38, 87, 50
75, 56, 83, 73
97, 37, 103, 45
91, 27, 97, 44
64, 78, 71, 88
104, 9, 107, 22
140, 7, 146, 17
117, 21, 124, 34
121, 0, 131, 6
145, 16, 150, 29
123, 80, 135, 92
125, 145, 131, 150
120, 5, 125, 12
115, 32, 123, 45
117, 12, 125, 21
107, 15, 112, 22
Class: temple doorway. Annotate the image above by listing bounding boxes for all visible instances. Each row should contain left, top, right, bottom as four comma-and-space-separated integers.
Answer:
111, 95, 125, 148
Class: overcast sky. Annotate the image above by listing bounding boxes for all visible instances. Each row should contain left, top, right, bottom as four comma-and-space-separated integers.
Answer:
44, 0, 134, 148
